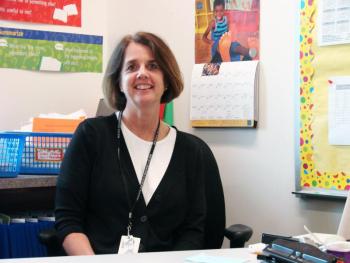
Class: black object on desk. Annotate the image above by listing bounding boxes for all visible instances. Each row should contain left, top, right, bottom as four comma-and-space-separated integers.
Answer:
261, 233, 299, 245
261, 238, 337, 263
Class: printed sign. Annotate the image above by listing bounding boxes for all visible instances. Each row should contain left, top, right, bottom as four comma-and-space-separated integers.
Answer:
35, 148, 63, 162
0, 27, 102, 72
0, 0, 81, 27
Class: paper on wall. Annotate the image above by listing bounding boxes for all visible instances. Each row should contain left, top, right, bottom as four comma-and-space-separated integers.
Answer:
328, 76, 350, 145
190, 61, 259, 127
318, 0, 350, 46
39, 56, 62, 71
63, 4, 78, 16
53, 8, 68, 23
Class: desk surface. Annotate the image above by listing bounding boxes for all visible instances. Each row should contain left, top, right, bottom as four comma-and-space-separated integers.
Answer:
0, 175, 57, 190
0, 248, 257, 263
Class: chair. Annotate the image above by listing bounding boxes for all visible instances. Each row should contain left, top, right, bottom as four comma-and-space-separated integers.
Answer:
95, 98, 115, 117
39, 228, 66, 256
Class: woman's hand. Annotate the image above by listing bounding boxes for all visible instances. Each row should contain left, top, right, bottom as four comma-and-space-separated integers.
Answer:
63, 233, 95, 256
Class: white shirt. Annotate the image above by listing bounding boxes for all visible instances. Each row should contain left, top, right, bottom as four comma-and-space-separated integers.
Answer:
120, 115, 176, 205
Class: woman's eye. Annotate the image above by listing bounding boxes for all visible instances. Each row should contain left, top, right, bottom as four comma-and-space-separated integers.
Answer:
148, 62, 159, 70
126, 64, 136, 72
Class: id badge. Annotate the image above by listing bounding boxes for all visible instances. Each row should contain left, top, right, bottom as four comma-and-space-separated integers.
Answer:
118, 235, 141, 254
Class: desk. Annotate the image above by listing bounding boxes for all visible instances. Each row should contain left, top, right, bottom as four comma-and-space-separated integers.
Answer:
0, 249, 257, 263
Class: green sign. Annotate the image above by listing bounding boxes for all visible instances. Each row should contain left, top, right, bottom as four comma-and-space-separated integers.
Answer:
0, 27, 102, 72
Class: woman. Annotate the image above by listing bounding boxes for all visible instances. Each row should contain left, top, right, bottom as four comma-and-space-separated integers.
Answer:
55, 32, 219, 255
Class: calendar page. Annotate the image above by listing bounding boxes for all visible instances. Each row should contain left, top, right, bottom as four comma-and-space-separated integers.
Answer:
190, 61, 259, 127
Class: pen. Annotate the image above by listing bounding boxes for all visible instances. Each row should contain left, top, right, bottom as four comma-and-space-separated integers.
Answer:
304, 225, 325, 246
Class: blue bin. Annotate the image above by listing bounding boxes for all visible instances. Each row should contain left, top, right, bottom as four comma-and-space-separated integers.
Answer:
19, 132, 73, 175
0, 133, 25, 178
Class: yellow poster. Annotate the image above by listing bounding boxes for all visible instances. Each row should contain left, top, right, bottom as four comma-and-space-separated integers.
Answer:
300, 0, 350, 190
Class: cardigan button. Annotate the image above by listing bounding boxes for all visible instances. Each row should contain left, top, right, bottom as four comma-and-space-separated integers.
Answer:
140, 215, 148, 223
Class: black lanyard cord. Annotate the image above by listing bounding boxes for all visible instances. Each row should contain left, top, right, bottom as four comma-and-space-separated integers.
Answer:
117, 111, 160, 235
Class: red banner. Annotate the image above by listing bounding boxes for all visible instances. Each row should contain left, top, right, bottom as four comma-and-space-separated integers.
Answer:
0, 0, 81, 27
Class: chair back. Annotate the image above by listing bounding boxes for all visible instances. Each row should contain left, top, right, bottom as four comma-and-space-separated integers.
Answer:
95, 98, 115, 117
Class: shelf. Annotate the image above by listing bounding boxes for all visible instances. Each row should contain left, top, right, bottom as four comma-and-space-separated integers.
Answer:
0, 174, 57, 190
0, 175, 57, 214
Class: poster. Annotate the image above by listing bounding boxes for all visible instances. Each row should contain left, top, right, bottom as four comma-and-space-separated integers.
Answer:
317, 0, 350, 46
195, 0, 260, 64
0, 0, 81, 27
0, 27, 102, 73
300, 0, 350, 191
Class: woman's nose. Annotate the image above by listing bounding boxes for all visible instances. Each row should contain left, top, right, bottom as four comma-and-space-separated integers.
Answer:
136, 65, 149, 79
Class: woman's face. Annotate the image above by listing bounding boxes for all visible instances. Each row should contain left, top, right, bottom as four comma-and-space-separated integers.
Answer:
120, 42, 165, 111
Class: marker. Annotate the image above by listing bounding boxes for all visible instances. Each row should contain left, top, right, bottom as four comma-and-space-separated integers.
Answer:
304, 225, 324, 246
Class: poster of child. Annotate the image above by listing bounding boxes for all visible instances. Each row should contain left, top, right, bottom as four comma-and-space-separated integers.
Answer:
195, 0, 260, 64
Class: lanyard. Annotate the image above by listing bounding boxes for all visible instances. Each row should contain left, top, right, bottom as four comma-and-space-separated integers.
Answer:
117, 111, 160, 237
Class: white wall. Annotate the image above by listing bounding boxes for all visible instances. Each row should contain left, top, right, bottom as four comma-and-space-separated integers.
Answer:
1, 0, 346, 245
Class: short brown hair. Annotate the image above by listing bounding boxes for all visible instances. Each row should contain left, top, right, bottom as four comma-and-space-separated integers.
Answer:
103, 32, 184, 111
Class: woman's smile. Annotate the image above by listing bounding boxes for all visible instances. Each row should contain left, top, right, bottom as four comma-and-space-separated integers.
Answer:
135, 83, 153, 90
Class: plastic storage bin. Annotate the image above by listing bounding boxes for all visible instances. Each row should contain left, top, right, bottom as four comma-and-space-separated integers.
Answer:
0, 133, 25, 178
19, 132, 73, 175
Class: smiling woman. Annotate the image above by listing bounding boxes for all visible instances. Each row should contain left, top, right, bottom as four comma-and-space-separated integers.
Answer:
55, 32, 222, 255
103, 32, 183, 113
119, 42, 166, 114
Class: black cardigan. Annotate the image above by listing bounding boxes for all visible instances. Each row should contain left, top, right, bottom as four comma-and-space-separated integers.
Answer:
55, 114, 216, 254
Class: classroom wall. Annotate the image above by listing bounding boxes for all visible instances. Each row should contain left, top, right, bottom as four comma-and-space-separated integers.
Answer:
0, 0, 346, 246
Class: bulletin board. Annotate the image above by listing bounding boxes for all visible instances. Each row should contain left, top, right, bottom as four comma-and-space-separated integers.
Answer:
298, 0, 350, 196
